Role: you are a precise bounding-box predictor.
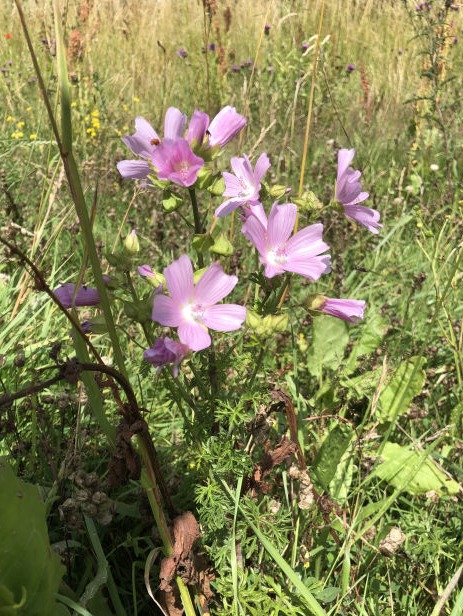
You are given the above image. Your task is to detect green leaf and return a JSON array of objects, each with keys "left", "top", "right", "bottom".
[
  {"left": 0, "top": 461, "right": 65, "bottom": 616},
  {"left": 376, "top": 356, "right": 426, "bottom": 423},
  {"left": 312, "top": 424, "right": 354, "bottom": 491},
  {"left": 306, "top": 316, "right": 349, "bottom": 378},
  {"left": 372, "top": 442, "right": 460, "bottom": 495}
]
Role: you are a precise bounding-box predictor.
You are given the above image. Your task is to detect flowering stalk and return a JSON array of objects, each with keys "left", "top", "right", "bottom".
[{"left": 189, "top": 187, "right": 204, "bottom": 268}]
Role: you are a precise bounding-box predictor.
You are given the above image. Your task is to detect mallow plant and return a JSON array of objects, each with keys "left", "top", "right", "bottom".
[{"left": 5, "top": 7, "right": 382, "bottom": 611}]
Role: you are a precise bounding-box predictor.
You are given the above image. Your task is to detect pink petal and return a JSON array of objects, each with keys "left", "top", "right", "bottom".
[
  {"left": 343, "top": 204, "right": 382, "bottom": 233},
  {"left": 284, "top": 255, "right": 331, "bottom": 280},
  {"left": 152, "top": 295, "right": 182, "bottom": 326},
  {"left": 267, "top": 203, "right": 297, "bottom": 249},
  {"left": 201, "top": 304, "right": 246, "bottom": 331},
  {"left": 242, "top": 215, "right": 268, "bottom": 256},
  {"left": 186, "top": 110, "right": 210, "bottom": 144},
  {"left": 223, "top": 171, "right": 245, "bottom": 197},
  {"left": 322, "top": 298, "right": 366, "bottom": 322},
  {"left": 122, "top": 116, "right": 160, "bottom": 158},
  {"left": 178, "top": 321, "right": 211, "bottom": 351},
  {"left": 117, "top": 159, "right": 151, "bottom": 179},
  {"left": 163, "top": 107, "right": 187, "bottom": 139},
  {"left": 164, "top": 255, "right": 194, "bottom": 303},
  {"left": 208, "top": 106, "right": 246, "bottom": 147},
  {"left": 214, "top": 198, "right": 243, "bottom": 217},
  {"left": 194, "top": 263, "right": 238, "bottom": 305},
  {"left": 263, "top": 261, "right": 286, "bottom": 278},
  {"left": 337, "top": 148, "right": 355, "bottom": 182},
  {"left": 343, "top": 190, "right": 370, "bottom": 207},
  {"left": 286, "top": 223, "right": 330, "bottom": 258},
  {"left": 253, "top": 152, "right": 271, "bottom": 183}
]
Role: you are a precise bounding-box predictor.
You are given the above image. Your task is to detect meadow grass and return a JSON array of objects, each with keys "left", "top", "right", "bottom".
[{"left": 1, "top": 1, "right": 463, "bottom": 615}]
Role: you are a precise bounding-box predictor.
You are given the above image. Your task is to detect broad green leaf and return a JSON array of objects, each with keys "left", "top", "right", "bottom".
[
  {"left": 306, "top": 316, "right": 348, "bottom": 378},
  {"left": 344, "top": 313, "right": 387, "bottom": 374},
  {"left": 372, "top": 442, "right": 460, "bottom": 495},
  {"left": 329, "top": 443, "right": 354, "bottom": 502},
  {"left": 0, "top": 461, "right": 65, "bottom": 615},
  {"left": 376, "top": 356, "right": 426, "bottom": 423},
  {"left": 312, "top": 424, "right": 354, "bottom": 492},
  {"left": 192, "top": 233, "right": 214, "bottom": 254}
]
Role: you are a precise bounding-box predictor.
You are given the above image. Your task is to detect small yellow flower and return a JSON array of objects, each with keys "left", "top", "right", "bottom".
[
  {"left": 123, "top": 125, "right": 129, "bottom": 131},
  {"left": 122, "top": 104, "right": 128, "bottom": 112},
  {"left": 6, "top": 116, "right": 14, "bottom": 122},
  {"left": 91, "top": 118, "right": 100, "bottom": 129},
  {"left": 16, "top": 121, "right": 25, "bottom": 129},
  {"left": 26, "top": 106, "right": 32, "bottom": 112},
  {"left": 133, "top": 96, "right": 140, "bottom": 103},
  {"left": 29, "top": 134, "right": 37, "bottom": 140},
  {"left": 71, "top": 101, "right": 77, "bottom": 108},
  {"left": 11, "top": 131, "right": 24, "bottom": 139},
  {"left": 91, "top": 109, "right": 99, "bottom": 117}
]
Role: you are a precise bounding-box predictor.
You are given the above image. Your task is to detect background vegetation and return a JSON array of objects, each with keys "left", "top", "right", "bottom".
[{"left": 1, "top": 0, "right": 463, "bottom": 614}]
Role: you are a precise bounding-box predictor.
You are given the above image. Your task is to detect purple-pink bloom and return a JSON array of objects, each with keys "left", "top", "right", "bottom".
[
  {"left": 336, "top": 149, "right": 382, "bottom": 234},
  {"left": 176, "top": 48, "right": 188, "bottom": 58},
  {"left": 144, "top": 337, "right": 190, "bottom": 377},
  {"left": 242, "top": 203, "right": 331, "bottom": 280},
  {"left": 207, "top": 105, "right": 247, "bottom": 148},
  {"left": 215, "top": 152, "right": 270, "bottom": 217},
  {"left": 117, "top": 109, "right": 187, "bottom": 180},
  {"left": 320, "top": 298, "right": 365, "bottom": 323},
  {"left": 152, "top": 255, "right": 246, "bottom": 351},
  {"left": 185, "top": 110, "right": 210, "bottom": 146},
  {"left": 53, "top": 283, "right": 100, "bottom": 308},
  {"left": 152, "top": 138, "right": 204, "bottom": 187}
]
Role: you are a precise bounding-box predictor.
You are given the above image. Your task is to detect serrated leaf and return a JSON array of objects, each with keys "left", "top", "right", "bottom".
[
  {"left": 306, "top": 316, "right": 349, "bottom": 377},
  {"left": 376, "top": 356, "right": 425, "bottom": 423},
  {"left": 0, "top": 461, "right": 65, "bottom": 615},
  {"left": 372, "top": 442, "right": 460, "bottom": 495}
]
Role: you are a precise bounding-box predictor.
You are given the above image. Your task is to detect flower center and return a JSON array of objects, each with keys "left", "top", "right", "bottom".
[
  {"left": 267, "top": 246, "right": 288, "bottom": 266},
  {"left": 174, "top": 160, "right": 191, "bottom": 179},
  {"left": 182, "top": 302, "right": 205, "bottom": 324}
]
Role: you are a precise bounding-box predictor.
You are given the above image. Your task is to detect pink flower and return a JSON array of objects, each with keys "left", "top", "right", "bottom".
[
  {"left": 117, "top": 108, "right": 187, "bottom": 180},
  {"left": 242, "top": 203, "right": 331, "bottom": 280},
  {"left": 319, "top": 297, "right": 366, "bottom": 323},
  {"left": 207, "top": 106, "right": 247, "bottom": 148},
  {"left": 53, "top": 283, "right": 100, "bottom": 308},
  {"left": 336, "top": 149, "right": 382, "bottom": 234},
  {"left": 152, "top": 138, "right": 204, "bottom": 187},
  {"left": 152, "top": 255, "right": 246, "bottom": 351},
  {"left": 215, "top": 152, "right": 270, "bottom": 217},
  {"left": 144, "top": 337, "right": 190, "bottom": 377}
]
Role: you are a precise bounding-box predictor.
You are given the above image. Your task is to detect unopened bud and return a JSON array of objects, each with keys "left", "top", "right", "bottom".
[{"left": 124, "top": 229, "right": 139, "bottom": 254}]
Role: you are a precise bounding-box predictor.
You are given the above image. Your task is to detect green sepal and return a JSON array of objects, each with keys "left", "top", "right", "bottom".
[
  {"left": 162, "top": 190, "right": 183, "bottom": 212},
  {"left": 192, "top": 233, "right": 214, "bottom": 254},
  {"left": 293, "top": 190, "right": 323, "bottom": 212},
  {"left": 209, "top": 233, "right": 234, "bottom": 256}
]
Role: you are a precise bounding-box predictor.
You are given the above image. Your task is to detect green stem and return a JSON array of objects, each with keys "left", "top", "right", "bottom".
[
  {"left": 248, "top": 344, "right": 266, "bottom": 387},
  {"left": 126, "top": 271, "right": 154, "bottom": 346},
  {"left": 189, "top": 187, "right": 204, "bottom": 268}
]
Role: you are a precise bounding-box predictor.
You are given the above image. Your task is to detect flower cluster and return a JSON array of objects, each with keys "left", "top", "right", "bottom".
[
  {"left": 117, "top": 106, "right": 246, "bottom": 188},
  {"left": 108, "top": 107, "right": 381, "bottom": 376}
]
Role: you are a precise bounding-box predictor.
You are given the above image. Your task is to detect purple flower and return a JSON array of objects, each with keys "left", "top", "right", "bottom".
[
  {"left": 185, "top": 110, "right": 210, "bottom": 146},
  {"left": 336, "top": 149, "right": 382, "bottom": 234},
  {"left": 117, "top": 109, "right": 187, "bottom": 180},
  {"left": 53, "top": 283, "right": 100, "bottom": 308},
  {"left": 231, "top": 65, "right": 240, "bottom": 72},
  {"left": 215, "top": 152, "right": 270, "bottom": 217},
  {"left": 176, "top": 48, "right": 188, "bottom": 58},
  {"left": 346, "top": 63, "right": 356, "bottom": 72},
  {"left": 264, "top": 24, "right": 271, "bottom": 34},
  {"left": 301, "top": 42, "right": 309, "bottom": 52},
  {"left": 208, "top": 43, "right": 216, "bottom": 51},
  {"left": 144, "top": 337, "right": 190, "bottom": 377},
  {"left": 152, "top": 138, "right": 204, "bottom": 187},
  {"left": 320, "top": 297, "right": 365, "bottom": 323},
  {"left": 242, "top": 203, "right": 331, "bottom": 280},
  {"left": 152, "top": 255, "right": 246, "bottom": 351}
]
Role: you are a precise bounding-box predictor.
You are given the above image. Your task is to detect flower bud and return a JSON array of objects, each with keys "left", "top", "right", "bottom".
[{"left": 124, "top": 229, "right": 139, "bottom": 254}]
